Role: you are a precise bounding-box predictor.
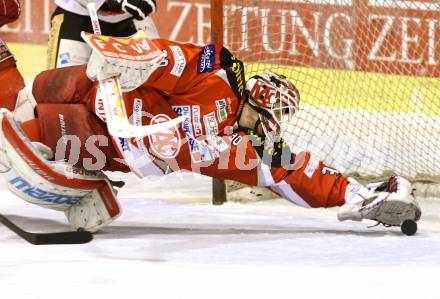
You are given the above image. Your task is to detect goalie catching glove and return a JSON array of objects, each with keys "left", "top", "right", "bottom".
[
  {"left": 339, "top": 176, "right": 421, "bottom": 226},
  {"left": 83, "top": 31, "right": 166, "bottom": 91},
  {"left": 0, "top": 109, "right": 121, "bottom": 232}
]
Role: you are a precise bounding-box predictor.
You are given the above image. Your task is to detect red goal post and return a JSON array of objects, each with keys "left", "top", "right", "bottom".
[
  {"left": 210, "top": 0, "right": 227, "bottom": 204},
  {"left": 211, "top": 0, "right": 440, "bottom": 204}
]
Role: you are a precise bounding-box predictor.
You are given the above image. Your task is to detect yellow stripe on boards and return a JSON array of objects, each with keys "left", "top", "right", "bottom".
[
  {"left": 245, "top": 63, "right": 440, "bottom": 115},
  {"left": 5, "top": 44, "right": 440, "bottom": 116},
  {"left": 7, "top": 43, "right": 47, "bottom": 81}
]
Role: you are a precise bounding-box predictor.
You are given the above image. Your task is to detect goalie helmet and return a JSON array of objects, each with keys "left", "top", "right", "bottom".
[{"left": 245, "top": 72, "right": 300, "bottom": 143}]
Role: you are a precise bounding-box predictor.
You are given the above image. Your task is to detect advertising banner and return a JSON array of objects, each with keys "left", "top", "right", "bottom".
[{"left": 2, "top": 0, "right": 439, "bottom": 77}]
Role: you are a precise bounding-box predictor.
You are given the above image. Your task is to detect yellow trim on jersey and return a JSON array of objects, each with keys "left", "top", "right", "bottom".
[{"left": 47, "top": 13, "right": 65, "bottom": 70}]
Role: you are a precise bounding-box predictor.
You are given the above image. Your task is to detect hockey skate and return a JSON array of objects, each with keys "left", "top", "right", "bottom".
[{"left": 338, "top": 176, "right": 421, "bottom": 227}]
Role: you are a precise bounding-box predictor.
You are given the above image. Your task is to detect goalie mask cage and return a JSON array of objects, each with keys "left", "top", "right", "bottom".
[{"left": 211, "top": 0, "right": 440, "bottom": 204}]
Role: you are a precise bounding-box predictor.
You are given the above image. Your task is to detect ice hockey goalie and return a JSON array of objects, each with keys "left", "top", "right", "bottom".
[{"left": 0, "top": 30, "right": 421, "bottom": 233}]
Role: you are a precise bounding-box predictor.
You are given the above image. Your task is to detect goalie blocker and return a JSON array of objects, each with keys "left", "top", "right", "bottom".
[{"left": 0, "top": 109, "right": 121, "bottom": 232}]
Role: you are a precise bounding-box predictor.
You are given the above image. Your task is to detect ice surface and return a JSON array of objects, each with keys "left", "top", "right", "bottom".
[{"left": 1, "top": 172, "right": 440, "bottom": 299}]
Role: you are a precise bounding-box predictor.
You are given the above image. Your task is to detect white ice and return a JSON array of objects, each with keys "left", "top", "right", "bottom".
[{"left": 1, "top": 172, "right": 440, "bottom": 299}]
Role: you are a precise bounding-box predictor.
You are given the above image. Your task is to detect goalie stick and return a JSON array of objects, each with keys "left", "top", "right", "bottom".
[
  {"left": 0, "top": 214, "right": 93, "bottom": 245},
  {"left": 85, "top": 3, "right": 185, "bottom": 138}
]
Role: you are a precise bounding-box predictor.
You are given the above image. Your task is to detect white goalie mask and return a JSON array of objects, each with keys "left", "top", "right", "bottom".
[{"left": 246, "top": 72, "right": 300, "bottom": 143}]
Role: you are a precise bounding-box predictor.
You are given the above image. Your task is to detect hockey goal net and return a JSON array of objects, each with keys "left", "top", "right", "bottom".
[{"left": 211, "top": 0, "right": 440, "bottom": 203}]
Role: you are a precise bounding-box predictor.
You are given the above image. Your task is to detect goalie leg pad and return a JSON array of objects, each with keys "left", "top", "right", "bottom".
[
  {"left": 0, "top": 109, "right": 121, "bottom": 232},
  {"left": 36, "top": 103, "right": 129, "bottom": 172}
]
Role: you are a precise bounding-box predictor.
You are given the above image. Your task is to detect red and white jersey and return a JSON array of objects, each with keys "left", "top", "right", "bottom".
[
  {"left": 55, "top": 0, "right": 131, "bottom": 23},
  {"left": 110, "top": 39, "right": 246, "bottom": 175},
  {"left": 31, "top": 40, "right": 351, "bottom": 209},
  {"left": 0, "top": 0, "right": 20, "bottom": 27}
]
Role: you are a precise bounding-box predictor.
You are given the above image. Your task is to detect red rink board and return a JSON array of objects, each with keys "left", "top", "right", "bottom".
[{"left": 1, "top": 0, "right": 439, "bottom": 77}]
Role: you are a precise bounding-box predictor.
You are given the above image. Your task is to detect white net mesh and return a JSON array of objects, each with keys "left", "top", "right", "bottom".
[{"left": 219, "top": 0, "right": 440, "bottom": 188}]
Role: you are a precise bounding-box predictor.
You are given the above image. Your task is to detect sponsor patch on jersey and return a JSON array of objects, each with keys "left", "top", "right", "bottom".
[
  {"left": 215, "top": 99, "right": 228, "bottom": 122},
  {"left": 198, "top": 45, "right": 216, "bottom": 73},
  {"left": 59, "top": 52, "right": 71, "bottom": 66},
  {"left": 118, "top": 137, "right": 129, "bottom": 152},
  {"left": 132, "top": 98, "right": 149, "bottom": 154},
  {"left": 173, "top": 106, "right": 219, "bottom": 163},
  {"left": 172, "top": 105, "right": 193, "bottom": 141},
  {"left": 132, "top": 98, "right": 144, "bottom": 129},
  {"left": 304, "top": 155, "right": 320, "bottom": 178},
  {"left": 172, "top": 105, "right": 199, "bottom": 152},
  {"left": 226, "top": 97, "right": 233, "bottom": 114},
  {"left": 133, "top": 98, "right": 143, "bottom": 123},
  {"left": 173, "top": 105, "right": 205, "bottom": 162},
  {"left": 203, "top": 112, "right": 219, "bottom": 136},
  {"left": 94, "top": 93, "right": 106, "bottom": 122},
  {"left": 192, "top": 105, "right": 203, "bottom": 137},
  {"left": 170, "top": 46, "right": 186, "bottom": 77},
  {"left": 148, "top": 114, "right": 181, "bottom": 159}
]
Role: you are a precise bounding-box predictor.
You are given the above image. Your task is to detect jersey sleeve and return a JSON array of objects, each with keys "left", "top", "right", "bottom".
[
  {"left": 142, "top": 39, "right": 246, "bottom": 100},
  {"left": 195, "top": 131, "right": 349, "bottom": 209}
]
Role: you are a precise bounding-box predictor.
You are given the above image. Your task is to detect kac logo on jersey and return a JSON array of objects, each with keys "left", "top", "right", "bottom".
[
  {"left": 148, "top": 114, "right": 181, "bottom": 159},
  {"left": 198, "top": 45, "right": 215, "bottom": 73}
]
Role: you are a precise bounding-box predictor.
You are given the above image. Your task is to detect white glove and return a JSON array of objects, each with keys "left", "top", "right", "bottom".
[{"left": 106, "top": 0, "right": 156, "bottom": 20}]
